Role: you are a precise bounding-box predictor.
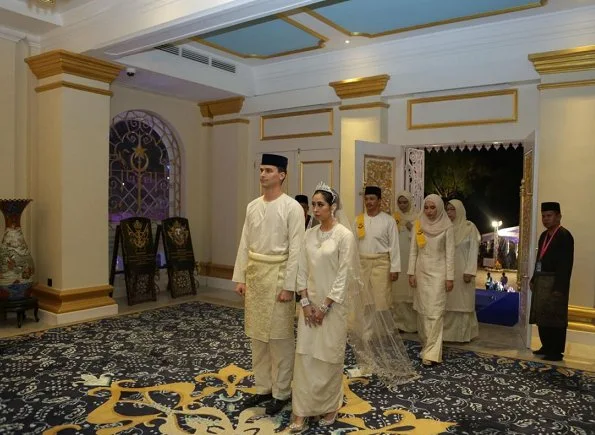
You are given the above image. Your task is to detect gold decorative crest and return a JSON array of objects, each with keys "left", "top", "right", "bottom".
[
  {"left": 167, "top": 220, "right": 189, "bottom": 248},
  {"left": 126, "top": 220, "right": 149, "bottom": 249}
]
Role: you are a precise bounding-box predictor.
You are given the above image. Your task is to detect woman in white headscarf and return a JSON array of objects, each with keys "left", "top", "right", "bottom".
[
  {"left": 289, "top": 183, "right": 417, "bottom": 433},
  {"left": 407, "top": 194, "right": 454, "bottom": 365},
  {"left": 444, "top": 199, "right": 481, "bottom": 342},
  {"left": 392, "top": 191, "right": 420, "bottom": 332}
]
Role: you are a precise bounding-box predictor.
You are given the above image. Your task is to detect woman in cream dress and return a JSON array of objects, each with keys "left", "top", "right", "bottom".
[
  {"left": 289, "top": 185, "right": 357, "bottom": 433},
  {"left": 392, "top": 191, "right": 420, "bottom": 332},
  {"left": 408, "top": 194, "right": 454, "bottom": 366},
  {"left": 444, "top": 199, "right": 480, "bottom": 342}
]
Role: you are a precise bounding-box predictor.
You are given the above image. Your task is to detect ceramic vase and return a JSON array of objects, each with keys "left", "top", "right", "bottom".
[{"left": 0, "top": 199, "right": 35, "bottom": 300}]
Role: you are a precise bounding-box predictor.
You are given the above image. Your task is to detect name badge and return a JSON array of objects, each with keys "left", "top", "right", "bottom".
[{"left": 535, "top": 261, "right": 542, "bottom": 272}]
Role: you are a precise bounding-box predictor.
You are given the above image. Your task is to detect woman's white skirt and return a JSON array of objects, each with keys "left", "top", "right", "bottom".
[{"left": 292, "top": 353, "right": 343, "bottom": 417}]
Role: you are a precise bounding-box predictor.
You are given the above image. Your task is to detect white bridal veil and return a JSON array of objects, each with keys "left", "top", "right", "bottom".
[{"left": 323, "top": 185, "right": 419, "bottom": 387}]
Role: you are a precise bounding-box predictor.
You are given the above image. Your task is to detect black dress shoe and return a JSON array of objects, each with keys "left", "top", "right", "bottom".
[
  {"left": 542, "top": 354, "right": 563, "bottom": 362},
  {"left": 532, "top": 348, "right": 546, "bottom": 355},
  {"left": 265, "top": 397, "right": 290, "bottom": 415},
  {"left": 242, "top": 393, "right": 272, "bottom": 409}
]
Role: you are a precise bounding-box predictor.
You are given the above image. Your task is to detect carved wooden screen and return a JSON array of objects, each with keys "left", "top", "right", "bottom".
[{"left": 405, "top": 148, "right": 425, "bottom": 211}]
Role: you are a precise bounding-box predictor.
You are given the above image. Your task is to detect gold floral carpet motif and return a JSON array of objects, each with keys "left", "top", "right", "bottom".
[
  {"left": 0, "top": 302, "right": 593, "bottom": 434},
  {"left": 45, "top": 363, "right": 453, "bottom": 434}
]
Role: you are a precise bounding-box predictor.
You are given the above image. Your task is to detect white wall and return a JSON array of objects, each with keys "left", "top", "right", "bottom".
[
  {"left": 387, "top": 85, "right": 539, "bottom": 146},
  {"left": 0, "top": 37, "right": 37, "bottom": 246},
  {"left": 0, "top": 38, "right": 17, "bottom": 201},
  {"left": 538, "top": 85, "right": 595, "bottom": 307}
]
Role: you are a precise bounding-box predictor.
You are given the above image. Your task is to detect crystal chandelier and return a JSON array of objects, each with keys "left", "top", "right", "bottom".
[{"left": 37, "top": 0, "right": 56, "bottom": 5}]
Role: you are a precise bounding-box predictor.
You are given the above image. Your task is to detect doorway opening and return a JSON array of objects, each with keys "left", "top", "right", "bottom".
[{"left": 424, "top": 145, "right": 524, "bottom": 330}]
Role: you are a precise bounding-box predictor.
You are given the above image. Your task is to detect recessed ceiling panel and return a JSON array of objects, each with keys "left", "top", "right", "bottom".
[
  {"left": 193, "top": 16, "right": 327, "bottom": 59},
  {"left": 307, "top": 0, "right": 545, "bottom": 37}
]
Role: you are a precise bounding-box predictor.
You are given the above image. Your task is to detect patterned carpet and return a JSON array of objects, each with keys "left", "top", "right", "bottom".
[{"left": 0, "top": 302, "right": 593, "bottom": 435}]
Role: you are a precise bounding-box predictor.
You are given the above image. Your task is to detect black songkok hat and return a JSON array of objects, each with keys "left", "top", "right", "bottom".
[
  {"left": 541, "top": 202, "right": 561, "bottom": 213},
  {"left": 364, "top": 186, "right": 382, "bottom": 198},
  {"left": 262, "top": 153, "right": 288, "bottom": 168},
  {"left": 295, "top": 195, "right": 308, "bottom": 204}
]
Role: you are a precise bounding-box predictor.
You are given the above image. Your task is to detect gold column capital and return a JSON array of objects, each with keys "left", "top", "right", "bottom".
[
  {"left": 198, "top": 96, "right": 245, "bottom": 118},
  {"left": 329, "top": 74, "right": 390, "bottom": 99},
  {"left": 25, "top": 49, "right": 122, "bottom": 83},
  {"left": 528, "top": 45, "right": 595, "bottom": 75}
]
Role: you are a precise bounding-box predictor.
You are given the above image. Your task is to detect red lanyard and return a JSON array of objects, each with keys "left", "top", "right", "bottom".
[{"left": 539, "top": 226, "right": 561, "bottom": 260}]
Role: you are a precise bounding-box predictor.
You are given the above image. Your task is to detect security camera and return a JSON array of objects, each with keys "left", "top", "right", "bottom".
[{"left": 126, "top": 67, "right": 136, "bottom": 77}]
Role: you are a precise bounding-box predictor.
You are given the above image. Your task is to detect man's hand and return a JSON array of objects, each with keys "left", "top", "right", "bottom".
[
  {"left": 406, "top": 221, "right": 413, "bottom": 231},
  {"left": 463, "top": 274, "right": 473, "bottom": 283},
  {"left": 409, "top": 275, "right": 417, "bottom": 288},
  {"left": 446, "top": 280, "right": 454, "bottom": 292},
  {"left": 390, "top": 272, "right": 399, "bottom": 282},
  {"left": 277, "top": 290, "right": 294, "bottom": 302},
  {"left": 235, "top": 283, "right": 246, "bottom": 297}
]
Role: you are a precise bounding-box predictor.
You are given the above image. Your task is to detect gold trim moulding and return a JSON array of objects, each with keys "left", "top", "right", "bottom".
[
  {"left": 329, "top": 74, "right": 390, "bottom": 99},
  {"left": 211, "top": 118, "right": 250, "bottom": 126},
  {"left": 32, "top": 284, "right": 116, "bottom": 314},
  {"left": 35, "top": 81, "right": 113, "bottom": 96},
  {"left": 339, "top": 102, "right": 389, "bottom": 111},
  {"left": 568, "top": 305, "right": 595, "bottom": 332},
  {"left": 260, "top": 108, "right": 334, "bottom": 141},
  {"left": 303, "top": 1, "right": 545, "bottom": 38},
  {"left": 407, "top": 89, "right": 518, "bottom": 130},
  {"left": 199, "top": 96, "right": 245, "bottom": 118},
  {"left": 568, "top": 322, "right": 595, "bottom": 333},
  {"left": 537, "top": 79, "right": 595, "bottom": 90},
  {"left": 26, "top": 49, "right": 122, "bottom": 83},
  {"left": 199, "top": 262, "right": 234, "bottom": 280},
  {"left": 299, "top": 160, "right": 334, "bottom": 192},
  {"left": 529, "top": 45, "right": 595, "bottom": 74},
  {"left": 191, "top": 15, "right": 328, "bottom": 60}
]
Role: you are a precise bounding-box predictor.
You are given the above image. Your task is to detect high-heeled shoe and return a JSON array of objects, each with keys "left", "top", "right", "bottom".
[
  {"left": 288, "top": 417, "right": 308, "bottom": 434},
  {"left": 319, "top": 411, "right": 338, "bottom": 426}
]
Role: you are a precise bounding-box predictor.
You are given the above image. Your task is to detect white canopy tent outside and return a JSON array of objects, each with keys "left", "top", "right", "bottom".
[{"left": 481, "top": 226, "right": 519, "bottom": 243}]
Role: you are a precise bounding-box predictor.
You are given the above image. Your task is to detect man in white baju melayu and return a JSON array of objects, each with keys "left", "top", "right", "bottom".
[
  {"left": 408, "top": 194, "right": 454, "bottom": 366},
  {"left": 353, "top": 186, "right": 400, "bottom": 324},
  {"left": 391, "top": 191, "right": 419, "bottom": 332},
  {"left": 444, "top": 200, "right": 480, "bottom": 342},
  {"left": 233, "top": 153, "right": 305, "bottom": 415}
]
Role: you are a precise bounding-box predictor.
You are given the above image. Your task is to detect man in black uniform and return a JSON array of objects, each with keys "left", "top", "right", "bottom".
[{"left": 530, "top": 202, "right": 574, "bottom": 361}]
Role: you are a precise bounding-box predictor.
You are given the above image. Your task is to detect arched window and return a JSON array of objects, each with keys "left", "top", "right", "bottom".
[{"left": 109, "top": 110, "right": 181, "bottom": 223}]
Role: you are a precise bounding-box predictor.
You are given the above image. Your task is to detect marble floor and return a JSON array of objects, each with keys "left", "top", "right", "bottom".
[{"left": 1, "top": 286, "right": 593, "bottom": 372}]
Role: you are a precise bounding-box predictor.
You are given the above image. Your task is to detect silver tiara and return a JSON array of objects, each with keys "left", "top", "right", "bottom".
[{"left": 315, "top": 181, "right": 337, "bottom": 203}]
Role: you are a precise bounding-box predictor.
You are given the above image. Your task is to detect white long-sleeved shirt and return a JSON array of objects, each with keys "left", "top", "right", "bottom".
[
  {"left": 232, "top": 194, "right": 305, "bottom": 291},
  {"left": 353, "top": 211, "right": 401, "bottom": 273}
]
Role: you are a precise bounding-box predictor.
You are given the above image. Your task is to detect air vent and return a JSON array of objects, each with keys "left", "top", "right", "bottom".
[
  {"left": 156, "top": 44, "right": 180, "bottom": 55},
  {"left": 154, "top": 45, "right": 237, "bottom": 74},
  {"left": 181, "top": 48, "right": 209, "bottom": 65},
  {"left": 211, "top": 57, "right": 236, "bottom": 73}
]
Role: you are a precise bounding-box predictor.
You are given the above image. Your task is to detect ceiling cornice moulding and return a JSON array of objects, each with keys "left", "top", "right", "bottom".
[
  {"left": 0, "top": 25, "right": 28, "bottom": 42},
  {"left": 529, "top": 45, "right": 595, "bottom": 74},
  {"left": 25, "top": 50, "right": 122, "bottom": 83},
  {"left": 198, "top": 96, "right": 245, "bottom": 118},
  {"left": 329, "top": 74, "right": 390, "bottom": 99}
]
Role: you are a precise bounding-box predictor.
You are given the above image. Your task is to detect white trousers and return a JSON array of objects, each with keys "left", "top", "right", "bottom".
[{"left": 251, "top": 337, "right": 295, "bottom": 400}]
